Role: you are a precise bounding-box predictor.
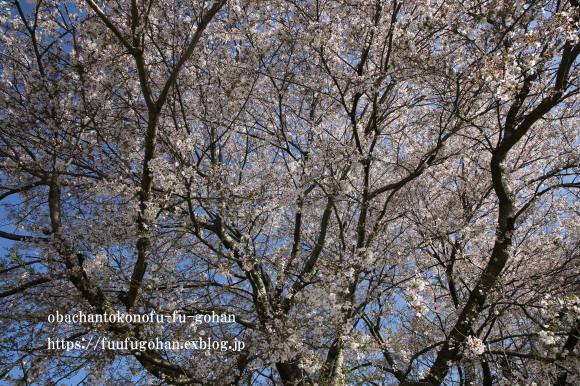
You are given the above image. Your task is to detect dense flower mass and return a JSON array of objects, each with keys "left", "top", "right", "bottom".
[{"left": 0, "top": 0, "right": 579, "bottom": 385}]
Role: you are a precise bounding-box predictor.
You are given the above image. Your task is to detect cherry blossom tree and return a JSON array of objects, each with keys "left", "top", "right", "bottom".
[{"left": 1, "top": 0, "right": 578, "bottom": 385}]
